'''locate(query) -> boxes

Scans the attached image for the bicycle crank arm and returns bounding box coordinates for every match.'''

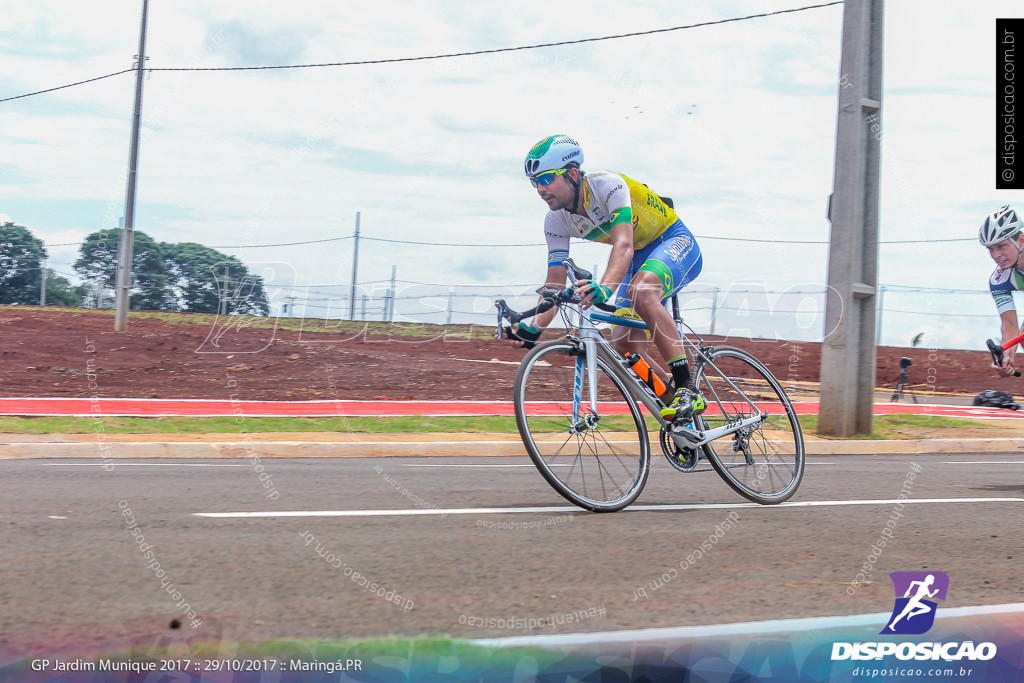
[668,412,766,449]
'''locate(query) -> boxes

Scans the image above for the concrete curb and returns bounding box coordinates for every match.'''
[2,436,1024,459]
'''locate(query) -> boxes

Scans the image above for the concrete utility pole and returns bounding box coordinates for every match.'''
[39,259,47,306]
[349,212,361,321]
[114,0,149,331]
[219,265,230,315]
[818,0,884,436]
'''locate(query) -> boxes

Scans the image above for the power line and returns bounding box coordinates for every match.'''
[0,69,133,104]
[208,236,353,249]
[7,233,979,251]
[1,3,842,103]
[882,238,975,244]
[361,236,543,248]
[354,234,974,247]
[148,3,843,73]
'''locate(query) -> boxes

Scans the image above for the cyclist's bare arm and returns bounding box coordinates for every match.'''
[528,264,568,332]
[997,309,1021,375]
[494,265,567,347]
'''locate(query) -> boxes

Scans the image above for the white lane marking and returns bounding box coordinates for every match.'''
[42,463,246,467]
[943,461,1024,464]
[403,463,834,468]
[198,506,583,518]
[473,602,1024,648]
[194,497,1024,518]
[404,464,570,468]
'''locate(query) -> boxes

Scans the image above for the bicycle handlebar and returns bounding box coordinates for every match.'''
[494,258,615,339]
[987,337,1023,377]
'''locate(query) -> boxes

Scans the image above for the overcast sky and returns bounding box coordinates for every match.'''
[2,1,1023,350]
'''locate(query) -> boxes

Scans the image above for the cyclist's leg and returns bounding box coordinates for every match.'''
[627,222,703,418]
[607,259,653,357]
[630,273,686,366]
[627,221,702,373]
[609,322,650,357]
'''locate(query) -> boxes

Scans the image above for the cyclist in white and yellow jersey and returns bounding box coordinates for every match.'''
[981,204,1024,377]
[506,134,705,422]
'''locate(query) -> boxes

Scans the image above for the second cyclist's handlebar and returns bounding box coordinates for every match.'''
[987,336,1023,377]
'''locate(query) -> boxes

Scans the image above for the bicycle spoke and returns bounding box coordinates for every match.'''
[514,341,649,511]
[695,346,804,504]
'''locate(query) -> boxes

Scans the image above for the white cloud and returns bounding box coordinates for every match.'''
[3,1,1024,347]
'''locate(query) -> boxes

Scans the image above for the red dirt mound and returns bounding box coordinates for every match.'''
[0,307,1005,402]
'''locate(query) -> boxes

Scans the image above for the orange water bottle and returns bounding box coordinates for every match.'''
[625,353,670,402]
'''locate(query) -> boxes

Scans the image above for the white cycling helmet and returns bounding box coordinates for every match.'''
[523,135,584,177]
[979,205,1023,246]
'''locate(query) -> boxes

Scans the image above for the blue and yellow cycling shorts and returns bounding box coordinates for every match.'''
[610,219,702,311]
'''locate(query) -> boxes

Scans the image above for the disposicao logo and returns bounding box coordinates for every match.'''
[881,571,949,635]
[831,571,998,663]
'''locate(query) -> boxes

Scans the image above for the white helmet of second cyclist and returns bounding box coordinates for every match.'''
[979,205,1023,246]
[523,135,584,177]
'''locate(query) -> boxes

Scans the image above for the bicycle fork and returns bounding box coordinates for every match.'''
[570,336,602,433]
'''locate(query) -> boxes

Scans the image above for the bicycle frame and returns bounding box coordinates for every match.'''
[565,302,767,450]
[501,257,804,509]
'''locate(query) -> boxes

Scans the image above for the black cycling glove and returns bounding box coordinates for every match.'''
[504,323,541,349]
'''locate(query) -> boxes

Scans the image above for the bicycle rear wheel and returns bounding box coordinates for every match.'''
[693,346,804,504]
[513,339,650,512]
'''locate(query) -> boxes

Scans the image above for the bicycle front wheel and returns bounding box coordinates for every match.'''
[693,346,804,504]
[513,340,650,512]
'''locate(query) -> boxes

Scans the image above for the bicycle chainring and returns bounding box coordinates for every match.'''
[659,424,709,473]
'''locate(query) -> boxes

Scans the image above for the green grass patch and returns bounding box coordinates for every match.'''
[2,305,495,341]
[0,415,521,434]
[802,412,994,440]
[0,412,992,437]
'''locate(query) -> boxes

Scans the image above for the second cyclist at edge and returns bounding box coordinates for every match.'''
[507,134,706,422]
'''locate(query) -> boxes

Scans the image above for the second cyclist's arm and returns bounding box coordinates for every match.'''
[1000,309,1022,370]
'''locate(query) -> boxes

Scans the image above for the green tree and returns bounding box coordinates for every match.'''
[161,242,269,315]
[0,222,46,304]
[43,269,87,306]
[73,229,172,310]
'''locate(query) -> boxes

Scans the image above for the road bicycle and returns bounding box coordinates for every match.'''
[495,259,804,512]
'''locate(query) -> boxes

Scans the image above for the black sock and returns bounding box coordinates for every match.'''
[668,356,690,390]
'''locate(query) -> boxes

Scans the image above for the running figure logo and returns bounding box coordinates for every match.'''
[880,571,949,635]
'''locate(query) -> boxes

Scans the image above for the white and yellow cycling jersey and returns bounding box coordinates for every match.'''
[544,170,680,266]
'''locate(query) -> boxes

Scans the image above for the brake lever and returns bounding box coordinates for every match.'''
[495,300,510,339]
[987,338,1022,377]
[561,257,593,283]
[535,286,563,302]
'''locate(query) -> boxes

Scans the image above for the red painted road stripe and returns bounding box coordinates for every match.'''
[0,397,1020,419]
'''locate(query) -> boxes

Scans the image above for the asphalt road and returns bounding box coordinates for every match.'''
[2,450,1022,656]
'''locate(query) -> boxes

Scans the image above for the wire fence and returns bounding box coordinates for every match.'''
[264,277,998,350]
[0,230,1001,350]
[1,249,1001,349]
